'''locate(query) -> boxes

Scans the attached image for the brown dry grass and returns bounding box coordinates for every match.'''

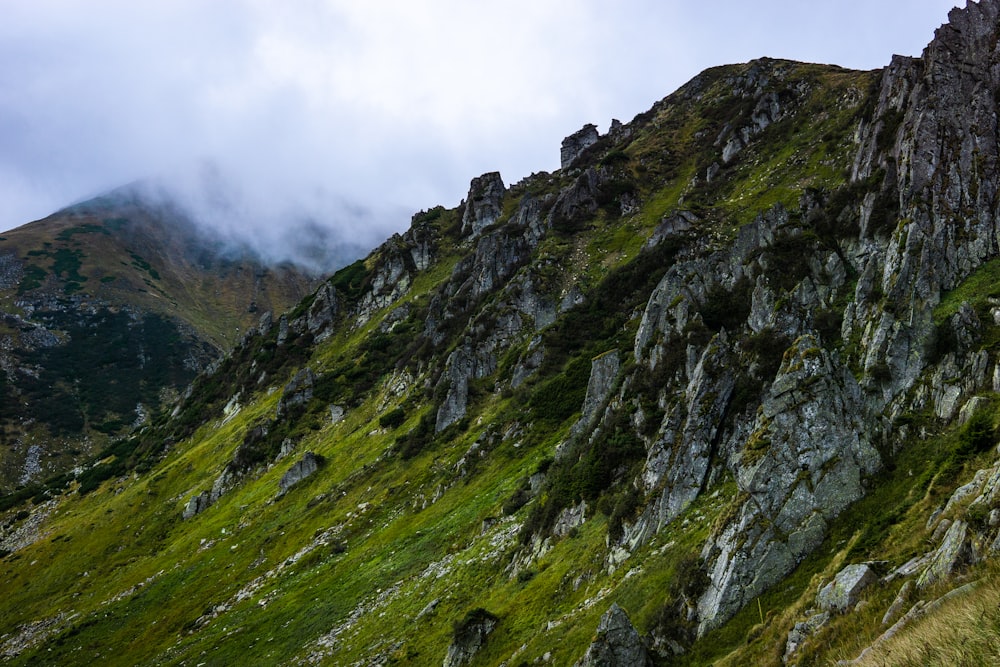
[846,570,1000,667]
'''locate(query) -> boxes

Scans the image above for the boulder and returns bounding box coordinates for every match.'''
[917,520,978,589]
[571,351,621,436]
[182,491,211,520]
[816,564,878,612]
[574,603,651,667]
[784,610,829,662]
[278,452,324,495]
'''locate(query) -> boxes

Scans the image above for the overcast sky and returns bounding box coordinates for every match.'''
[0,0,960,253]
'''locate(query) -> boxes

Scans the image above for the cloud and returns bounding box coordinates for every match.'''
[0,0,959,267]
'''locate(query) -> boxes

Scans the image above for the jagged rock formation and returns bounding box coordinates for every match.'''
[461,172,506,238]
[9,4,1000,666]
[278,452,324,495]
[816,564,878,613]
[561,124,600,169]
[574,603,651,667]
[443,609,498,667]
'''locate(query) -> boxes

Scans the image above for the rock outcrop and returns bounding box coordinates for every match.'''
[561,124,600,169]
[461,172,506,238]
[574,603,651,667]
[278,452,324,495]
[443,609,498,667]
[277,369,315,418]
[816,564,878,613]
[698,337,880,632]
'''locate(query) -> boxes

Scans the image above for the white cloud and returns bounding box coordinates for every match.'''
[0,0,960,259]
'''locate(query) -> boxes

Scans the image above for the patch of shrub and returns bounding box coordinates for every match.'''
[701,276,753,332]
[378,407,406,429]
[394,413,436,460]
[956,407,996,460]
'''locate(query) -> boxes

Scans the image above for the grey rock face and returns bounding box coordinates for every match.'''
[549,167,605,229]
[561,124,599,169]
[277,368,315,418]
[574,603,651,667]
[698,337,880,633]
[278,452,323,494]
[461,172,506,238]
[644,210,697,250]
[816,564,878,613]
[784,610,829,663]
[618,333,736,561]
[573,351,621,435]
[443,610,498,667]
[182,491,211,520]
[917,520,978,589]
[306,283,338,341]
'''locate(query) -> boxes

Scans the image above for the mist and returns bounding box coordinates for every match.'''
[0,0,958,270]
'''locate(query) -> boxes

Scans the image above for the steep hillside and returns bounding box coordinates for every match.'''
[4,2,1000,665]
[0,188,323,491]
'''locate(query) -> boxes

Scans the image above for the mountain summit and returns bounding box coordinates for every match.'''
[3,2,1000,665]
[0,187,323,490]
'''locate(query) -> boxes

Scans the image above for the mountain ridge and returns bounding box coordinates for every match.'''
[0,188,327,491]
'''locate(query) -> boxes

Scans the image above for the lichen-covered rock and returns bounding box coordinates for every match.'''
[574,603,651,667]
[697,336,880,633]
[561,124,599,169]
[816,564,878,613]
[917,520,979,589]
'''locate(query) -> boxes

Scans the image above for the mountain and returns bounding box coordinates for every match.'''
[0,187,324,491]
[4,2,1000,665]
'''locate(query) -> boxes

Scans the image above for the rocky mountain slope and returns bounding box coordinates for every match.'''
[4,2,1000,665]
[0,188,324,491]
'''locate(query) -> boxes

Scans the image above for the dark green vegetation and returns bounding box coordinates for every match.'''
[2,32,1000,666]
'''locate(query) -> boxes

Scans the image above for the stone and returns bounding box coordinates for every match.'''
[305,283,339,341]
[917,520,977,589]
[182,491,211,520]
[443,609,498,667]
[644,211,697,250]
[816,564,878,613]
[561,124,599,169]
[277,368,316,418]
[552,501,587,538]
[278,452,324,495]
[881,580,914,626]
[461,172,506,238]
[329,405,345,424]
[698,337,880,633]
[572,350,621,435]
[784,610,829,662]
[574,603,652,667]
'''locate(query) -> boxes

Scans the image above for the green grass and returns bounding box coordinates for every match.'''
[6,55,988,667]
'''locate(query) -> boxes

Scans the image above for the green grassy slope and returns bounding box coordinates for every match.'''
[1,54,997,667]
